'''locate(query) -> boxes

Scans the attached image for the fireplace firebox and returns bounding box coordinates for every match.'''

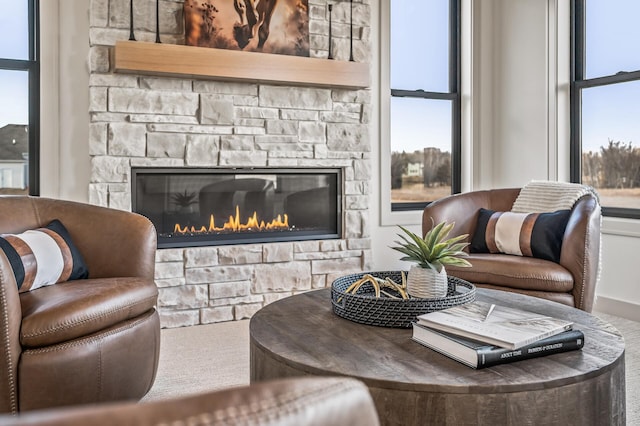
[132,168,343,248]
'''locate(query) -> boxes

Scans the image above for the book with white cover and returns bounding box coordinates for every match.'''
[416,300,573,350]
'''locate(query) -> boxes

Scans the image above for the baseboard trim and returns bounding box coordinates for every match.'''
[594,295,640,322]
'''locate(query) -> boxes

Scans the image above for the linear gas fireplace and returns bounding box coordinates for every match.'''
[132,168,343,248]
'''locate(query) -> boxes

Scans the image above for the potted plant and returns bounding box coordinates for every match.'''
[391,220,472,298]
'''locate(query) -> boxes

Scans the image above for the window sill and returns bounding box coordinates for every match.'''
[602,216,640,238]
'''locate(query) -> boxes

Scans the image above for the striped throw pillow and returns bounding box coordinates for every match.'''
[0,220,89,292]
[470,208,572,263]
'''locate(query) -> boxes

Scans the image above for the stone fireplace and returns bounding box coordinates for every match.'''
[87,0,372,327]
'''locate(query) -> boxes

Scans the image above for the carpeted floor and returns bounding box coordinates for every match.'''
[142,319,251,402]
[142,312,638,424]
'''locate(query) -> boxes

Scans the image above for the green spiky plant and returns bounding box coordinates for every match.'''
[391,220,472,273]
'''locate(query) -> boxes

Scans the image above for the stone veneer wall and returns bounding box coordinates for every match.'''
[87,0,372,327]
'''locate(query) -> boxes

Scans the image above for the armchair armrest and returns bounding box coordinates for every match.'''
[0,377,380,426]
[559,194,601,312]
[0,253,23,414]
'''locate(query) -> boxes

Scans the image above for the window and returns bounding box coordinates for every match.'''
[0,0,39,195]
[571,0,640,218]
[387,0,460,212]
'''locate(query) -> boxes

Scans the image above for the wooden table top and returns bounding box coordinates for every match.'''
[250,288,625,394]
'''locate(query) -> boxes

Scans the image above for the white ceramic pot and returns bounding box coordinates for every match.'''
[406,265,448,299]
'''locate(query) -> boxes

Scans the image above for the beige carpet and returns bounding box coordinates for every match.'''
[143,313,638,424]
[142,319,251,402]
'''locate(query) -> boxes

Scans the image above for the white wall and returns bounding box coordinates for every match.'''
[597,221,640,320]
[490,0,550,186]
[43,0,640,320]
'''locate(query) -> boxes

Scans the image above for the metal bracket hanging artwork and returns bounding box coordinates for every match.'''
[327,4,333,60]
[349,0,354,62]
[129,0,135,41]
[155,0,161,43]
[326,0,354,62]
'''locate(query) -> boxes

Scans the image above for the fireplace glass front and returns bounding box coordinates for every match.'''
[132,168,342,248]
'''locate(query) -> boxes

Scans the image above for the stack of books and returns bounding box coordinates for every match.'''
[412,300,584,369]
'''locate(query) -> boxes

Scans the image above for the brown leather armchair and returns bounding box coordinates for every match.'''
[0,377,380,426]
[422,188,601,312]
[0,196,160,413]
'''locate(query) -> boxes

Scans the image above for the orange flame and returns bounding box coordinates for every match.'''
[173,205,289,234]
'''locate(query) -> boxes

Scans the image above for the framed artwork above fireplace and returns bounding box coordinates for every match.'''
[184,0,310,57]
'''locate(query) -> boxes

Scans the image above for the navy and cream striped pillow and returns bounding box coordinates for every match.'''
[470,208,572,263]
[0,220,89,292]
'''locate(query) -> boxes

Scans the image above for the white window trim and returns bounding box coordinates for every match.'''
[39,0,90,202]
[378,0,473,227]
[39,0,60,199]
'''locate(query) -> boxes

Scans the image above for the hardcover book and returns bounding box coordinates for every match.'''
[416,300,573,350]
[412,323,585,369]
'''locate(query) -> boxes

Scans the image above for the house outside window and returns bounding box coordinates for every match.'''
[0,0,39,195]
[571,0,640,218]
[387,0,461,212]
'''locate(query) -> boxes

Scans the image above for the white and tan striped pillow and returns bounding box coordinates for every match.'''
[0,220,89,292]
[470,208,572,263]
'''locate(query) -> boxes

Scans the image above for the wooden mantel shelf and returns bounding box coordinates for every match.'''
[114,41,370,89]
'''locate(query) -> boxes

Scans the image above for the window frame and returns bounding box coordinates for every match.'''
[0,0,39,195]
[386,0,462,213]
[570,0,640,219]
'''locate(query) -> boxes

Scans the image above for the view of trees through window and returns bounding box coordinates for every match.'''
[582,141,640,209]
[574,0,640,213]
[391,149,451,203]
[389,0,458,207]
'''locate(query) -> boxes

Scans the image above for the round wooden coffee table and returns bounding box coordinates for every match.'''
[250,288,625,425]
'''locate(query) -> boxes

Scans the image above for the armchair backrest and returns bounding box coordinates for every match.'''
[0,196,157,280]
[422,188,521,242]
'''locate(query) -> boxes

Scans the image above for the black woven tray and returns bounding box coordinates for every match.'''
[331,271,476,328]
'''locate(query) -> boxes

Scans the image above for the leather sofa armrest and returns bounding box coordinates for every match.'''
[559,194,601,312]
[0,253,23,414]
[0,377,380,426]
